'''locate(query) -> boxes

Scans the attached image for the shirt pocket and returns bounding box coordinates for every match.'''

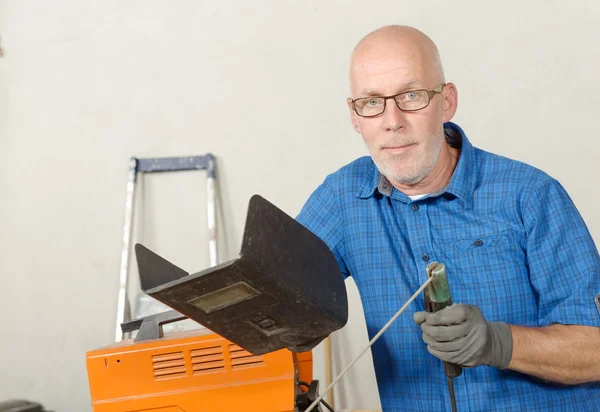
[447,233,512,252]
[438,231,534,324]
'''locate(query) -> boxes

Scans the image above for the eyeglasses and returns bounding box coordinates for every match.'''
[351,84,445,117]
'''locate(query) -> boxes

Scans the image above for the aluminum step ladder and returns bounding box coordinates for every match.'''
[114,154,217,342]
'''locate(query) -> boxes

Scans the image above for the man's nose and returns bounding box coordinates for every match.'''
[382,98,406,132]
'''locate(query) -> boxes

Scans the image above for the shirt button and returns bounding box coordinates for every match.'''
[422,254,430,262]
[412,204,419,211]
[473,239,483,247]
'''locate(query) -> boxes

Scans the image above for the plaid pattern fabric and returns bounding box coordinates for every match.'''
[296,122,600,411]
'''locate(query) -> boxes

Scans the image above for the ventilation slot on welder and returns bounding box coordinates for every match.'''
[191,345,225,375]
[229,344,264,369]
[152,352,186,380]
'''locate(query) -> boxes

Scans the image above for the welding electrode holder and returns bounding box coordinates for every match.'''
[424,262,463,405]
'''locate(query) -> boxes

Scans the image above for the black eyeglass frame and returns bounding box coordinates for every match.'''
[351,83,446,117]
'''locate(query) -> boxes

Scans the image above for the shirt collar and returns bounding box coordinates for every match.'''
[356,122,477,205]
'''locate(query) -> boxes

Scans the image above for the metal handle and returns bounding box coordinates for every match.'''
[136,154,215,175]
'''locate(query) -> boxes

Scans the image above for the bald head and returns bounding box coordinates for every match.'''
[349,25,445,96]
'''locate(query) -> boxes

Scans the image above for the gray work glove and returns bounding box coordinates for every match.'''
[413,304,513,369]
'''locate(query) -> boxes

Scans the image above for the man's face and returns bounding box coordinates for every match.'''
[348,47,452,185]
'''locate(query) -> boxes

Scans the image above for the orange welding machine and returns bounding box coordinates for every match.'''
[86,195,348,412]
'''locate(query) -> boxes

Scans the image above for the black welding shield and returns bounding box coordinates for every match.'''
[134,195,348,355]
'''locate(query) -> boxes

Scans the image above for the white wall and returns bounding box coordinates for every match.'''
[1,1,599,411]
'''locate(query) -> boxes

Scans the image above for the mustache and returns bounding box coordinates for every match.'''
[378,129,441,150]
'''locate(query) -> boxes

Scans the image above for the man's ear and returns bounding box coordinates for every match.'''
[347,98,362,134]
[441,83,458,123]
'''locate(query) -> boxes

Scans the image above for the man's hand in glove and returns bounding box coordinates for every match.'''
[413,304,513,369]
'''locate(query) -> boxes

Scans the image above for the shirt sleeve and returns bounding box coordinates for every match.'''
[524,177,600,327]
[296,177,349,278]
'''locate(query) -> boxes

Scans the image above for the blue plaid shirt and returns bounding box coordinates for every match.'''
[296,122,600,411]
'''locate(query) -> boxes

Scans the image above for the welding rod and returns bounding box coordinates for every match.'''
[304,276,434,412]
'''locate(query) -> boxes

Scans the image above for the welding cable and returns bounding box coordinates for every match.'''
[304,276,434,412]
[448,376,457,412]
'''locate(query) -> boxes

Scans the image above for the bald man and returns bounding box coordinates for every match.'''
[296,26,600,411]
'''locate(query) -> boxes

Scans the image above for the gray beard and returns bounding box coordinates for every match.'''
[371,129,445,186]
